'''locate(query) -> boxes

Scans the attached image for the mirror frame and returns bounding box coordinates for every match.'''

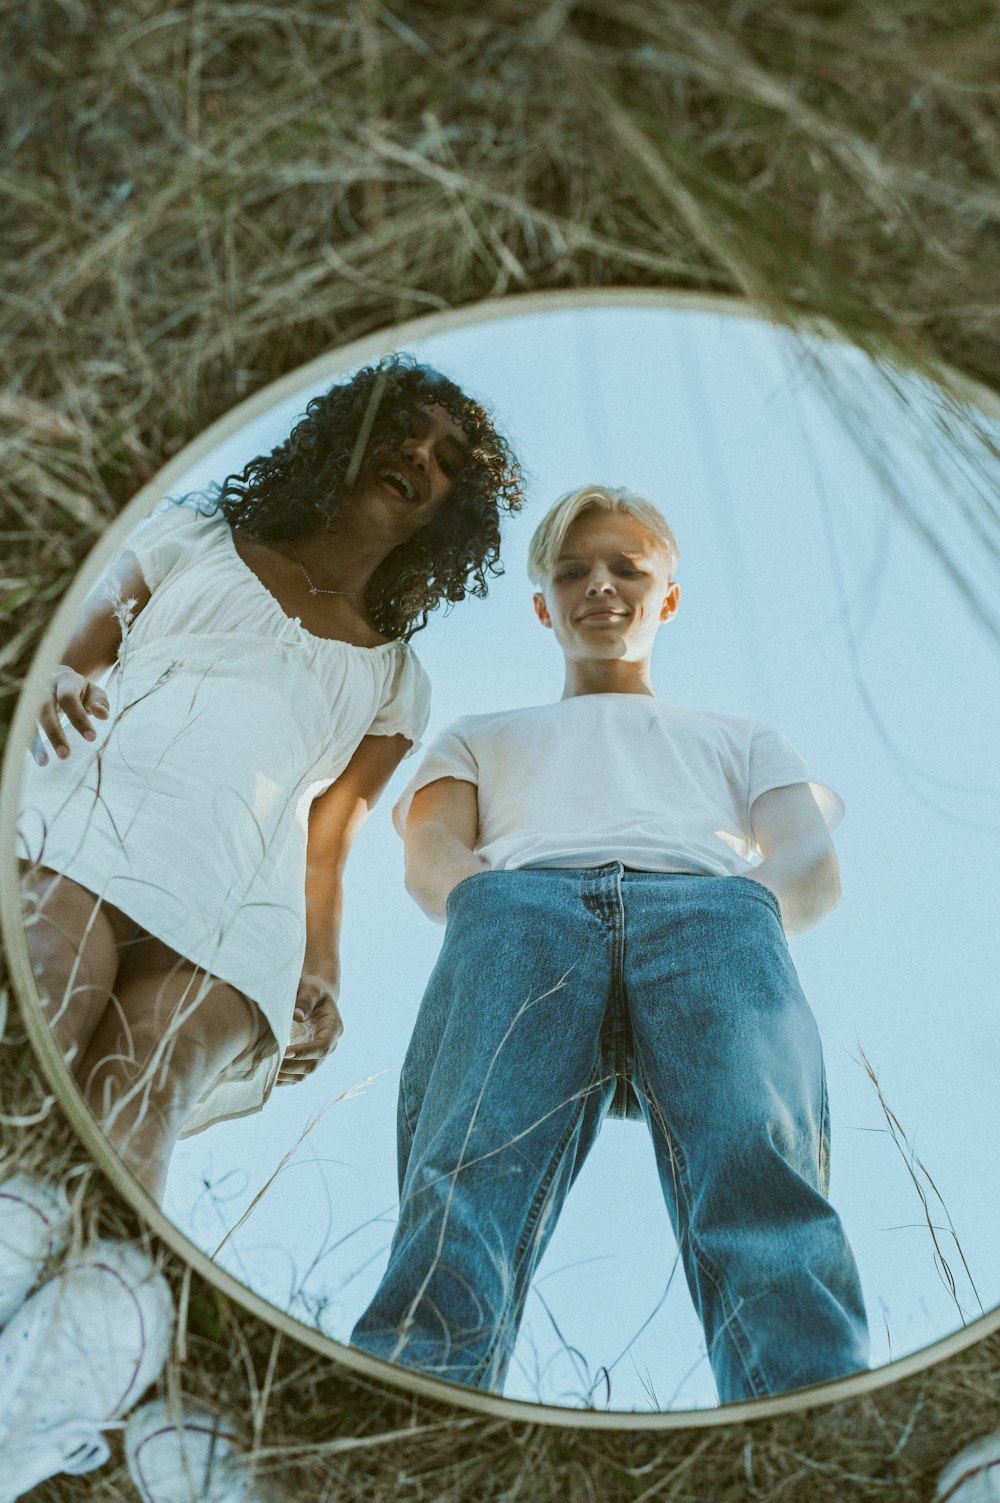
[3,285,1000,1431]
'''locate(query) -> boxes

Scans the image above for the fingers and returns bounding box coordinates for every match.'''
[82,678,111,719]
[36,695,72,762]
[59,675,110,742]
[276,1047,334,1085]
[276,1056,323,1086]
[279,1029,343,1081]
[277,1013,344,1085]
[34,671,110,763]
[276,975,343,1084]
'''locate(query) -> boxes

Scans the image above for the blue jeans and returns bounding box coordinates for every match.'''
[352,866,869,1402]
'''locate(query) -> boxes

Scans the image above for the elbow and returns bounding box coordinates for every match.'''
[814,846,841,919]
[830,866,842,913]
[785,845,840,934]
[402,842,422,901]
[403,859,422,905]
[403,850,442,922]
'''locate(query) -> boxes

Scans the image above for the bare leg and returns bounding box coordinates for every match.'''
[76,937,258,1203]
[19,867,131,1068]
[21,867,261,1204]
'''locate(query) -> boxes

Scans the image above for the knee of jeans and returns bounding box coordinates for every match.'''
[402,1163,512,1271]
[402,1159,468,1221]
[765,1111,824,1175]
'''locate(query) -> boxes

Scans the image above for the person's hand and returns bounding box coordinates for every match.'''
[32,666,110,765]
[277,972,344,1085]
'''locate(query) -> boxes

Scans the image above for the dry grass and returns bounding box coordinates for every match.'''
[3,0,1000,1497]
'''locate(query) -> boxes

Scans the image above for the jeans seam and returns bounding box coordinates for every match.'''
[609,865,633,1115]
[400,1065,418,1140]
[819,1068,831,1195]
[634,1056,772,1401]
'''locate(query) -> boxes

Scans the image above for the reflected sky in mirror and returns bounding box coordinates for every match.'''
[27,301,1000,1411]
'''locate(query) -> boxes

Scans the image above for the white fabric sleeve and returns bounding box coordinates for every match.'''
[121,501,216,591]
[390,720,479,837]
[747,722,845,831]
[367,648,432,753]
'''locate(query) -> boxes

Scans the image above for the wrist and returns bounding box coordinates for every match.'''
[302,949,340,980]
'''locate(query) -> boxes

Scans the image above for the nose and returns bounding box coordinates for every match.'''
[400,430,430,473]
[585,574,617,596]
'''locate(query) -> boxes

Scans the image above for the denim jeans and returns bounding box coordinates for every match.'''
[351,865,870,1402]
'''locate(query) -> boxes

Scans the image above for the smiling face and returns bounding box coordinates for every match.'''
[533,507,680,668]
[356,401,470,545]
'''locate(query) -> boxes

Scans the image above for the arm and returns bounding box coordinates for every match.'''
[33,550,151,763]
[403,776,487,923]
[744,782,842,936]
[278,731,411,1084]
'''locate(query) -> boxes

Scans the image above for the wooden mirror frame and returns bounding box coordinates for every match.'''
[4,285,999,1432]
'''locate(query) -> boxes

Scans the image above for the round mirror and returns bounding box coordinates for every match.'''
[5,291,1000,1417]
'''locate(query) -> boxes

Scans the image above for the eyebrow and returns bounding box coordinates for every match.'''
[412,407,470,461]
[555,549,649,562]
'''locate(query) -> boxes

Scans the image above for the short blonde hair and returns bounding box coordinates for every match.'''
[527,485,680,585]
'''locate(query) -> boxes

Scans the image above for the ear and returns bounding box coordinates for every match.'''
[660,581,681,623]
[533,592,553,629]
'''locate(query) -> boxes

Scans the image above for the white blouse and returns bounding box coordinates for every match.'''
[20,503,430,1132]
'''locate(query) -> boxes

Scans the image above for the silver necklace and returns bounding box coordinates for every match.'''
[292,546,363,599]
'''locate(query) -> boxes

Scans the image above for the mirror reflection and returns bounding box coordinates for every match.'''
[14,299,1000,1412]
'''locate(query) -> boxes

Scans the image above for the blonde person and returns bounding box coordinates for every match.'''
[20,357,523,1204]
[352,484,869,1403]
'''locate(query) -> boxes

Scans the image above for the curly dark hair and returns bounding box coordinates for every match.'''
[198,355,524,640]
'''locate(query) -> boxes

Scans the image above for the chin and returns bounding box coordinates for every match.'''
[578,642,629,660]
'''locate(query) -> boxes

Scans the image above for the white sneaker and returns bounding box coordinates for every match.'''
[0,1238,174,1502]
[936,1428,1000,1500]
[0,1172,72,1328]
[126,1397,266,1503]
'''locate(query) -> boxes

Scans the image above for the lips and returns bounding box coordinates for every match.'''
[376,464,422,504]
[578,608,628,621]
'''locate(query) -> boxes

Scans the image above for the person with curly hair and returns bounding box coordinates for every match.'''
[20,356,523,1204]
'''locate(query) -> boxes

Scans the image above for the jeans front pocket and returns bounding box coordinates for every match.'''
[731,873,784,926]
[444,866,504,919]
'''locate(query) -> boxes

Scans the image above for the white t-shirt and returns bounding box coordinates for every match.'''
[392,695,843,877]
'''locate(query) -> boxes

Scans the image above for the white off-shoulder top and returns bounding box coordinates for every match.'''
[20,503,430,1133]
